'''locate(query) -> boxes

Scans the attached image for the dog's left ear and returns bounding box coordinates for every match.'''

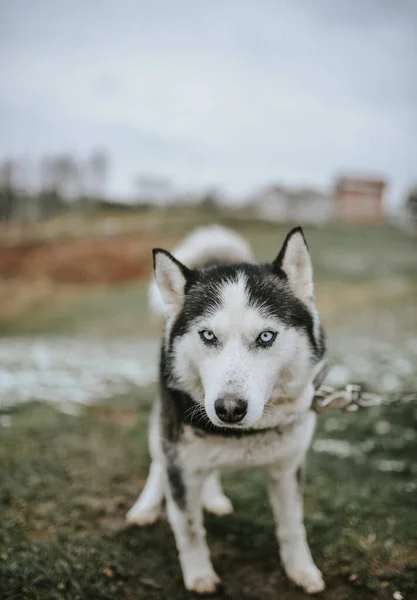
[272,227,314,304]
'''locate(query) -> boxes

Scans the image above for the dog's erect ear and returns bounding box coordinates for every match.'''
[272,227,314,304]
[153,249,192,314]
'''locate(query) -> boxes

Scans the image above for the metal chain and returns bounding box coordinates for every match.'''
[312,382,417,413]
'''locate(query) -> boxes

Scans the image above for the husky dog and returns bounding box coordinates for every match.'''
[127,225,326,595]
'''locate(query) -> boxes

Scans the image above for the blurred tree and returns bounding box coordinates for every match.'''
[54,154,79,199]
[201,188,223,213]
[40,154,80,199]
[0,158,18,221]
[88,149,109,200]
[39,156,74,218]
[40,157,55,194]
[0,159,16,189]
[406,185,417,223]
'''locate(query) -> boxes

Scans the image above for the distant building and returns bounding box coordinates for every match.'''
[288,187,334,224]
[251,186,288,222]
[249,185,333,224]
[333,176,386,222]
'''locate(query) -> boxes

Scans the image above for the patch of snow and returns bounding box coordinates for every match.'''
[0,338,159,408]
[404,428,417,441]
[0,415,12,427]
[376,460,407,473]
[323,417,345,432]
[374,421,391,435]
[360,439,376,452]
[380,373,401,392]
[312,438,361,458]
[393,359,414,375]
[326,365,350,387]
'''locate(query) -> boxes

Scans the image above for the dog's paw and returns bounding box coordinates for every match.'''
[185,571,221,595]
[288,565,325,594]
[203,494,233,516]
[125,503,161,526]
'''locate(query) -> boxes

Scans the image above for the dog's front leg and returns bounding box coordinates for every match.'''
[265,465,325,594]
[165,464,220,595]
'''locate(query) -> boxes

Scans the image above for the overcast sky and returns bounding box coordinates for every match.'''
[1,0,416,208]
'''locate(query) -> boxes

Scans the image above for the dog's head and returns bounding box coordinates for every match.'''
[153,227,325,429]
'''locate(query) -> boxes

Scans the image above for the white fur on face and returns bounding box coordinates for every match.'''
[172,273,315,428]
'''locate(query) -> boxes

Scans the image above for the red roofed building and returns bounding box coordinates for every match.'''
[334,176,386,222]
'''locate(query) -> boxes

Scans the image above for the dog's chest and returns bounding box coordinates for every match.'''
[178,412,316,473]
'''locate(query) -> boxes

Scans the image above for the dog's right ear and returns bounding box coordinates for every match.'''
[152,249,192,315]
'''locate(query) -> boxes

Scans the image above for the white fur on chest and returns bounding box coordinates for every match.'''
[178,411,316,475]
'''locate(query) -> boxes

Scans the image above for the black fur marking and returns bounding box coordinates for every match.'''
[166,457,186,510]
[159,346,184,443]
[168,265,237,348]
[168,262,325,361]
[296,464,305,492]
[243,263,324,359]
[313,362,330,390]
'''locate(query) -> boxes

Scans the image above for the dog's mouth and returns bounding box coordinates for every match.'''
[211,419,247,430]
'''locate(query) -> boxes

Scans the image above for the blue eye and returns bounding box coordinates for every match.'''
[256,330,277,346]
[199,330,217,343]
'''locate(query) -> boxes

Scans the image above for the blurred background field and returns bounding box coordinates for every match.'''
[0,207,416,408]
[1,1,417,598]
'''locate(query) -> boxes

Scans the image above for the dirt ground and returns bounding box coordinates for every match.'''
[0,234,158,283]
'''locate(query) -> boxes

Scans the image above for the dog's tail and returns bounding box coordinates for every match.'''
[149,225,254,318]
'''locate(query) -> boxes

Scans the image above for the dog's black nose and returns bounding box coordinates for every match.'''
[214,397,248,423]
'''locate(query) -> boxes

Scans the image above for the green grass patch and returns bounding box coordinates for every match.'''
[0,281,154,338]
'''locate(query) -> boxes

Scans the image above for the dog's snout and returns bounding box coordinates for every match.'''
[214,397,248,424]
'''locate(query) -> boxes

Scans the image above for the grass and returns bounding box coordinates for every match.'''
[0,280,152,337]
[1,210,417,598]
